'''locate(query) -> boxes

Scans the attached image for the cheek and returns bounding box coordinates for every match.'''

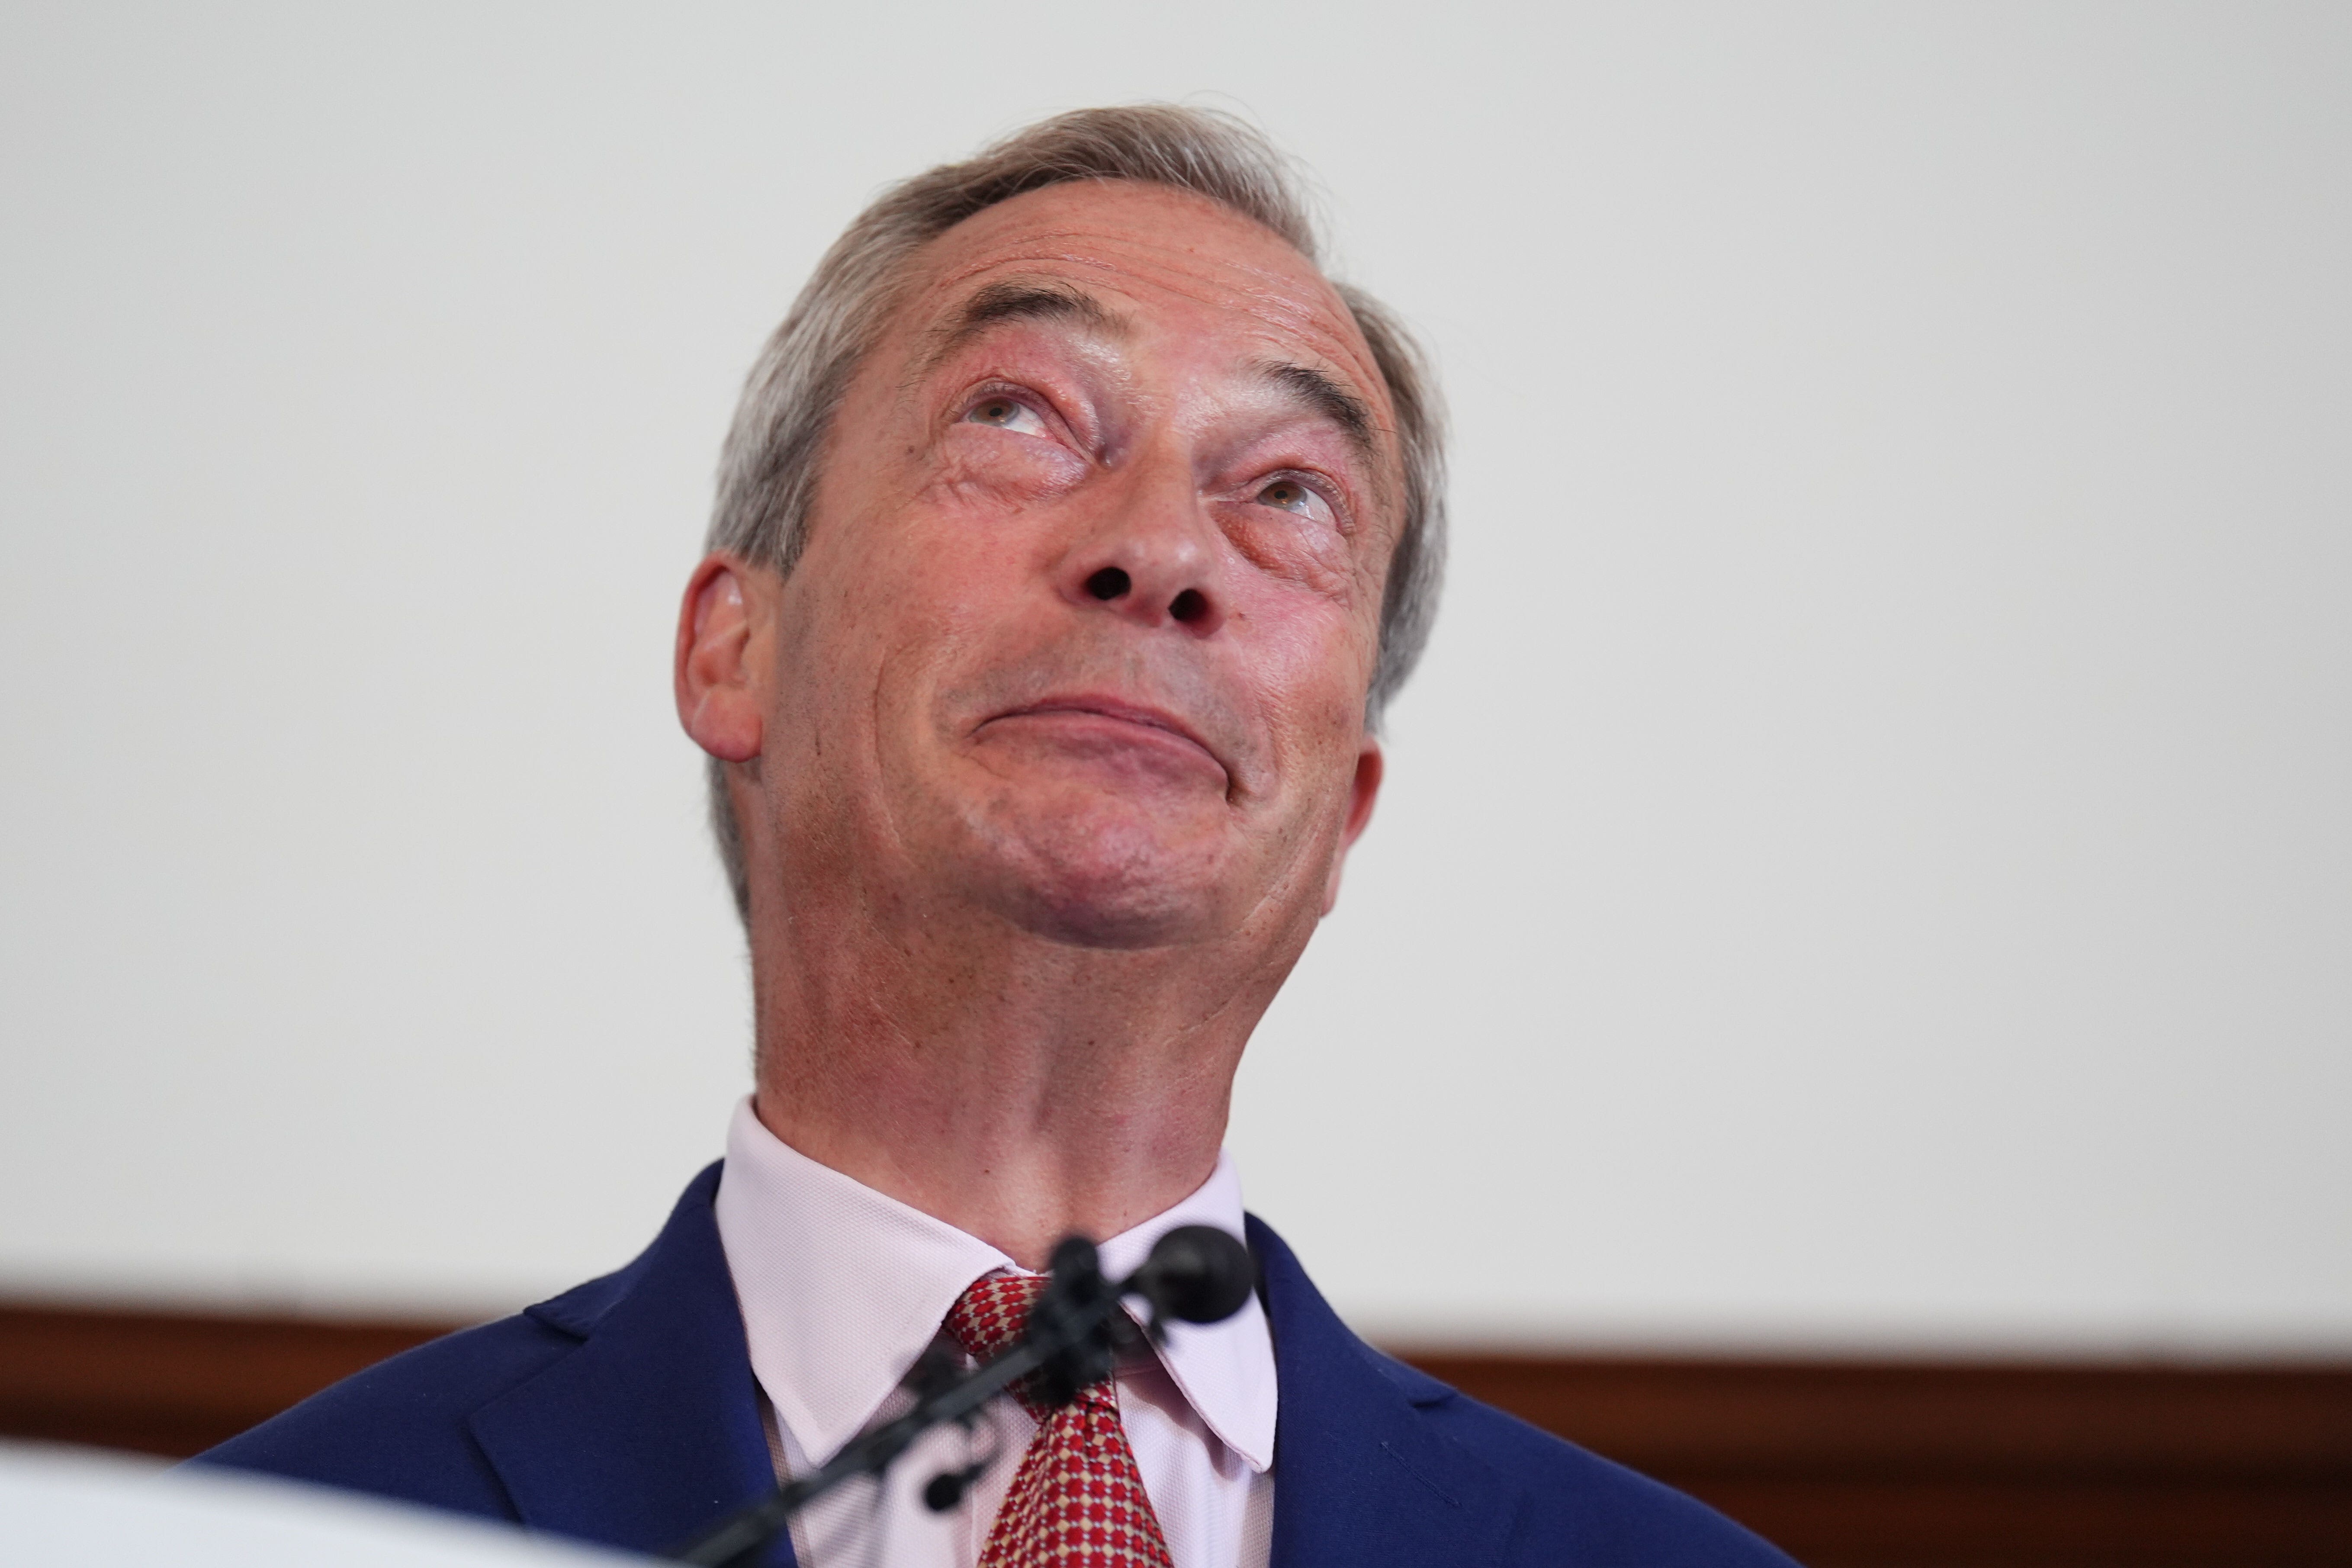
[808,445,1054,644]
[845,508,1044,714]
[1233,592,1380,758]
[1220,511,1358,606]
[779,506,984,725]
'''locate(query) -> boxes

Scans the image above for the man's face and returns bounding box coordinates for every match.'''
[710,180,1398,950]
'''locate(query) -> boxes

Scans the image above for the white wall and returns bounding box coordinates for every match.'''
[3,2,2346,1354]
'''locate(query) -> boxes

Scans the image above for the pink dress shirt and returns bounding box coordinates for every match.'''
[713,1099,1277,1568]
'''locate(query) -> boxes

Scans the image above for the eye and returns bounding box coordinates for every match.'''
[963,393,1049,436]
[1253,476,1336,525]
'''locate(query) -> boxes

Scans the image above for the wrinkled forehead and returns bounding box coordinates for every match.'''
[886,180,1400,455]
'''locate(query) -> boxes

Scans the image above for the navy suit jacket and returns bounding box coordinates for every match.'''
[196,1165,1794,1566]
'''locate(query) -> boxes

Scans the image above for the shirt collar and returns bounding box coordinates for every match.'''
[713,1098,1276,1474]
[1091,1144,1278,1472]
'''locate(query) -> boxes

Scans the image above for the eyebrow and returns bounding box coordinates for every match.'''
[1259,360,1378,465]
[931,279,1131,357]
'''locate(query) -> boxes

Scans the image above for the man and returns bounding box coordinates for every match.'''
[199,106,1793,1568]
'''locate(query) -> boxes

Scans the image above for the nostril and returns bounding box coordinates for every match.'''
[1169,588,1208,623]
[1085,566,1131,601]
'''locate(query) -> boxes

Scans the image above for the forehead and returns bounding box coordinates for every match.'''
[890,180,1394,432]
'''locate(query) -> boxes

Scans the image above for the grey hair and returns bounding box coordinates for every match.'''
[703,104,1448,921]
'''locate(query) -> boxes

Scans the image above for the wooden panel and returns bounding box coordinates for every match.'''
[0,1300,448,1458]
[1408,1353,2352,1566]
[4,1300,2350,1564]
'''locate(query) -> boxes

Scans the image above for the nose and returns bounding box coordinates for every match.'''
[1054,463,1227,636]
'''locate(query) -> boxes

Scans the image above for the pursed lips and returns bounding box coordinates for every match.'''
[981,696,1230,781]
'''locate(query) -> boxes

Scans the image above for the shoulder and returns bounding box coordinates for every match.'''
[189,1310,575,1518]
[186,1178,686,1521]
[1246,1213,1795,1568]
[1366,1350,1797,1566]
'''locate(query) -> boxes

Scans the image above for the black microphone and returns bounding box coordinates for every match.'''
[672,1223,1256,1567]
[1128,1224,1255,1326]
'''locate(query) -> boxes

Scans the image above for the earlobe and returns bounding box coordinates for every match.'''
[675,557,765,763]
[1320,739,1384,916]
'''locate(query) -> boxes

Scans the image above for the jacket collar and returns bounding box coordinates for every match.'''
[1249,1215,1523,1568]
[467,1163,797,1567]
[458,1167,1518,1568]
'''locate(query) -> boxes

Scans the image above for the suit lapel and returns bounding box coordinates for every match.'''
[469,1164,796,1567]
[457,1173,1516,1568]
[1251,1216,1523,1568]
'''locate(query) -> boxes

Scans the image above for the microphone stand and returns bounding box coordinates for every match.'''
[670,1226,1253,1568]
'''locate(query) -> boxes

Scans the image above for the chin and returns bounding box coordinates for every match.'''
[966,798,1238,950]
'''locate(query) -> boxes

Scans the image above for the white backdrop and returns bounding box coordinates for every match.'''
[3,3,2346,1353]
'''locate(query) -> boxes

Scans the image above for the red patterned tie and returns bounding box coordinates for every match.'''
[942,1272,1174,1568]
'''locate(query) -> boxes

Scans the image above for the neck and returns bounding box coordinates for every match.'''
[746,887,1303,1270]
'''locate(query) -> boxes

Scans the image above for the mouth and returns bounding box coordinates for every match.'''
[979,694,1231,787]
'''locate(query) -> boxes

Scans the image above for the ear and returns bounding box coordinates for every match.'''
[1320,736,1384,916]
[675,555,766,763]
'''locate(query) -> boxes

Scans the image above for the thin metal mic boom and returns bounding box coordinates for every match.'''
[670,1224,1253,1568]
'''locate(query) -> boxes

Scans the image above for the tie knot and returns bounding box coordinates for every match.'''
[943,1271,1047,1365]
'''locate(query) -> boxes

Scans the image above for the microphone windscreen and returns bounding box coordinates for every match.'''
[1139,1225,1254,1324]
